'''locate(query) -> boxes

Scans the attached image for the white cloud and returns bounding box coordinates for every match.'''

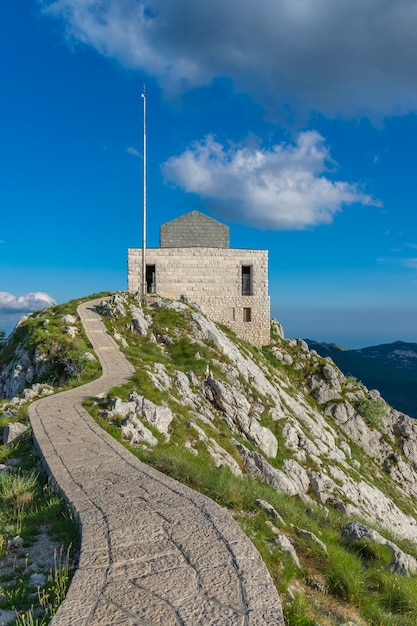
[163,132,380,229]
[0,292,57,314]
[39,0,417,119]
[127,146,141,157]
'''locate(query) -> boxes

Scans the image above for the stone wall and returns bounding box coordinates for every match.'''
[160,211,229,249]
[128,247,270,347]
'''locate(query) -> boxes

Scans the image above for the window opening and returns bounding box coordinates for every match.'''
[146,265,156,293]
[243,307,252,322]
[242,266,252,295]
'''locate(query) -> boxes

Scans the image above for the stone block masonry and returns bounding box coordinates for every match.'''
[160,210,229,248]
[128,247,271,347]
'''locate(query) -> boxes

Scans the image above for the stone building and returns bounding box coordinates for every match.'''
[128,211,270,346]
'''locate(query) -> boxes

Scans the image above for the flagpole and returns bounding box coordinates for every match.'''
[141,85,147,304]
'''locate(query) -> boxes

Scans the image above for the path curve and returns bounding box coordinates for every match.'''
[29,298,284,625]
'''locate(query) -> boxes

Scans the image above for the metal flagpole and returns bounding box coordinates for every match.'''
[141,85,147,304]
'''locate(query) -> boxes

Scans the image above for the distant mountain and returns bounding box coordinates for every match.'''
[305,339,417,417]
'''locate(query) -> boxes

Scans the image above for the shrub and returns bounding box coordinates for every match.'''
[355,397,387,430]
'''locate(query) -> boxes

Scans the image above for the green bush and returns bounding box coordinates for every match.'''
[355,398,387,430]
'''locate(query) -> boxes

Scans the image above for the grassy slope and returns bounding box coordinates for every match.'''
[2,294,417,625]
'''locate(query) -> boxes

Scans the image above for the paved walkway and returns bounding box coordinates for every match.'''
[29,299,284,625]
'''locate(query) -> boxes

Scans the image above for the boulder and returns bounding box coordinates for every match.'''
[65,326,78,338]
[274,533,302,570]
[342,522,417,576]
[129,305,148,336]
[121,415,158,447]
[60,314,77,325]
[2,422,28,445]
[255,499,285,526]
[271,318,284,338]
[237,445,304,496]
[129,393,174,434]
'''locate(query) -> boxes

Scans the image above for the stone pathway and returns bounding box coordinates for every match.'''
[29,299,284,625]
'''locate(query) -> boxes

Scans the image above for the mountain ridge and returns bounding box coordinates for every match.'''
[305,338,417,417]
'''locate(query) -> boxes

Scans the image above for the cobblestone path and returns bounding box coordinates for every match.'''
[29,299,284,625]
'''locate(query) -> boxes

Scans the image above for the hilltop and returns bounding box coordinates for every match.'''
[2,293,417,625]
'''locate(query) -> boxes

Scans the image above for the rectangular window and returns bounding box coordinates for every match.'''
[241,266,252,295]
[146,265,156,293]
[243,307,252,322]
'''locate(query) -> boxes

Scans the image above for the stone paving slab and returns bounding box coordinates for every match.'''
[29,299,284,625]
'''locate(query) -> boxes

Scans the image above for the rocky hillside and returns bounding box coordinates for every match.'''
[3,293,417,625]
[306,339,417,418]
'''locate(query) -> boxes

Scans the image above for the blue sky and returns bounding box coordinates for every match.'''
[1,0,417,348]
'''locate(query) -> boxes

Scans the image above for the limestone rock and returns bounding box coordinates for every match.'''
[121,415,158,447]
[255,499,285,526]
[108,397,137,419]
[204,377,278,457]
[60,314,77,325]
[148,363,171,391]
[274,533,302,570]
[7,535,24,550]
[282,459,310,493]
[295,528,327,553]
[130,393,174,434]
[271,318,284,338]
[297,339,309,352]
[113,331,128,347]
[190,422,242,476]
[237,445,305,496]
[106,393,174,435]
[65,325,78,338]
[129,304,148,336]
[342,522,417,576]
[2,422,28,445]
[271,347,294,366]
[29,572,47,588]
[0,610,17,625]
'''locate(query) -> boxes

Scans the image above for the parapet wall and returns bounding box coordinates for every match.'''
[128,247,270,347]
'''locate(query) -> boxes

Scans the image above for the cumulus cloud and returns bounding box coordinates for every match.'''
[39,0,417,118]
[163,132,379,229]
[0,292,57,314]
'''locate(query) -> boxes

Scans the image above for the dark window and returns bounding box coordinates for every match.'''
[243,307,252,322]
[242,266,252,295]
[146,265,156,293]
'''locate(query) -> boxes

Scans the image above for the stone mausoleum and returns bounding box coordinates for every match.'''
[127,211,270,346]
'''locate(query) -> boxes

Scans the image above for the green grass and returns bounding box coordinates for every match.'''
[5,291,417,626]
[0,297,102,391]
[0,412,79,624]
